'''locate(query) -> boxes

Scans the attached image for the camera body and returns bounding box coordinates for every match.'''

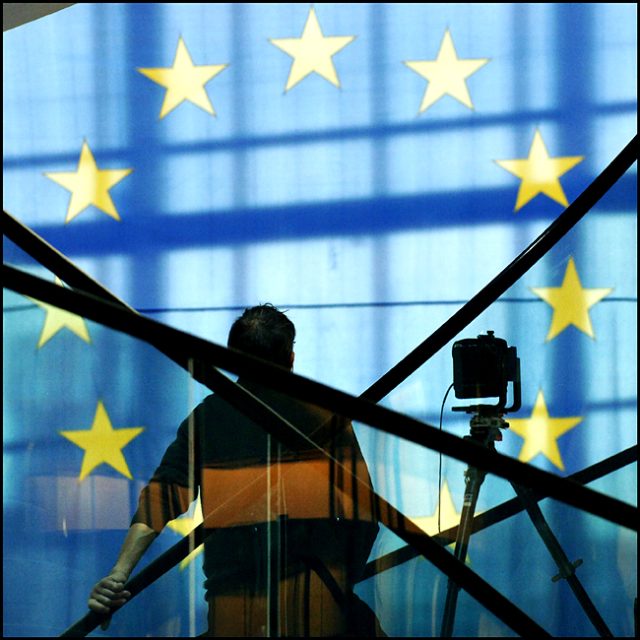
[452,331,520,413]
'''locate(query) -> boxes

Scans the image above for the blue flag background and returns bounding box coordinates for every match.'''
[3,3,637,636]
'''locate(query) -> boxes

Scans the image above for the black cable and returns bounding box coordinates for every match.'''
[438,383,455,533]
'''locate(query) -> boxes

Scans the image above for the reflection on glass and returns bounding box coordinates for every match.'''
[3,1,637,637]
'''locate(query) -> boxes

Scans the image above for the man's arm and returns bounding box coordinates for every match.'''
[88,408,200,617]
[88,522,158,615]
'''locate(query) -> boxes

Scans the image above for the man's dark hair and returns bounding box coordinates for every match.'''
[228,304,295,368]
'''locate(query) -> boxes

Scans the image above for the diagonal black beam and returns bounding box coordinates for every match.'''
[361,134,637,403]
[4,217,552,639]
[3,209,135,308]
[5,135,637,409]
[57,361,554,638]
[4,134,637,637]
[0,230,554,637]
[5,265,637,535]
[3,133,637,531]
[0,230,556,638]
[360,445,638,581]
[5,132,636,410]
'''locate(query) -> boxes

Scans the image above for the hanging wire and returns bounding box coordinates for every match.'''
[438,384,455,533]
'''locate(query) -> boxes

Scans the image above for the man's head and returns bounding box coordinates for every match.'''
[228,304,295,369]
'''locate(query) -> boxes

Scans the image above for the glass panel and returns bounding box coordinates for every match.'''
[4,265,636,636]
[3,2,636,637]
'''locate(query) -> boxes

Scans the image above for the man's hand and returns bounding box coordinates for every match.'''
[87,523,157,629]
[88,570,131,629]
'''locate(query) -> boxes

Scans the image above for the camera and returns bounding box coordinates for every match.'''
[452,331,520,413]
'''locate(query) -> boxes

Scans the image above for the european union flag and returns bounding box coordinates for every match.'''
[3,3,636,637]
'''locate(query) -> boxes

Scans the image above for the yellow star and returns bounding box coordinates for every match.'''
[404,29,489,113]
[495,129,584,212]
[29,277,91,348]
[45,141,132,223]
[167,499,204,570]
[531,257,613,341]
[410,481,461,541]
[137,37,228,118]
[508,390,582,471]
[59,401,144,482]
[410,482,477,561]
[270,7,356,92]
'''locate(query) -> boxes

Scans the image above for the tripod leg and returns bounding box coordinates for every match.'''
[512,483,613,638]
[440,467,485,637]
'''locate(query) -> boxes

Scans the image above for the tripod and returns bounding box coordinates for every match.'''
[439,407,613,638]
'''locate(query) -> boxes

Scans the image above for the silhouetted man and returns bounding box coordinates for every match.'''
[89,304,381,636]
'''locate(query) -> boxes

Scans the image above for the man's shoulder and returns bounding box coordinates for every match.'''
[194,381,349,436]
[248,381,337,420]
